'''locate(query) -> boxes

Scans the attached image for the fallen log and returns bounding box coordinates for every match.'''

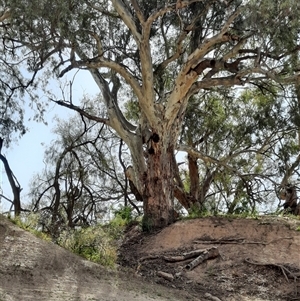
[163,255,186,262]
[186,247,219,270]
[194,236,293,245]
[164,247,218,262]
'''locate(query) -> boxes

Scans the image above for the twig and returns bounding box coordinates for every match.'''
[281,266,289,282]
[139,255,160,262]
[204,292,223,301]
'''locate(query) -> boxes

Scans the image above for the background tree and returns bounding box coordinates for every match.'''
[28,103,141,237]
[1,0,300,229]
[0,137,22,216]
[178,86,295,214]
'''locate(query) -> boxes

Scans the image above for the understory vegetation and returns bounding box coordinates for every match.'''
[6,205,300,268]
[8,206,136,267]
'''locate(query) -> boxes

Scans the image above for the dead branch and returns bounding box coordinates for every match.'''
[194,236,293,245]
[186,247,219,270]
[194,237,245,244]
[157,271,174,281]
[164,247,218,262]
[183,248,211,259]
[163,255,186,262]
[245,258,300,282]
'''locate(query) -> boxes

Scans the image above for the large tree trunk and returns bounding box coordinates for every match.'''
[142,134,176,230]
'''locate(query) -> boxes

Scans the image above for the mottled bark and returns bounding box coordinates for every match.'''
[142,135,176,230]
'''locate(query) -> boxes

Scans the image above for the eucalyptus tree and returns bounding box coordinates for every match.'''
[1,0,300,228]
[178,87,294,214]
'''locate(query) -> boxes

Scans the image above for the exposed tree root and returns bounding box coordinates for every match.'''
[194,236,293,245]
[245,258,300,282]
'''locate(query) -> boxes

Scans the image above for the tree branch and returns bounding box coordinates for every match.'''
[52,100,110,125]
[111,0,142,43]
[0,9,10,22]
[164,7,244,127]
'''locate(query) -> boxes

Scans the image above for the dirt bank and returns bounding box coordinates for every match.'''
[119,216,300,301]
[0,215,196,301]
[1,214,300,300]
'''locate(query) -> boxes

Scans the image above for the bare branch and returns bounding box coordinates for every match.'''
[52,99,110,125]
[130,0,145,23]
[111,0,142,43]
[0,9,10,22]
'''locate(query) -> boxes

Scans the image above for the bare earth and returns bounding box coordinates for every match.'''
[119,216,300,301]
[1,215,300,301]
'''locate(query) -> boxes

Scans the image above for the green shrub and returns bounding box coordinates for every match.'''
[112,205,133,223]
[186,204,210,219]
[106,205,137,237]
[58,225,117,267]
[9,213,51,241]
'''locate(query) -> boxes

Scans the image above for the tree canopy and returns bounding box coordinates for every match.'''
[0,0,300,229]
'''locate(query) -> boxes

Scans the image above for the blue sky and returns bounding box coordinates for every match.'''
[1,70,99,212]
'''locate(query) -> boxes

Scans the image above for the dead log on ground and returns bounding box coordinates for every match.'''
[164,247,219,262]
[185,247,220,270]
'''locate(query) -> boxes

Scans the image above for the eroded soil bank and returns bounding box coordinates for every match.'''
[0,215,196,301]
[119,216,300,301]
[1,214,300,300]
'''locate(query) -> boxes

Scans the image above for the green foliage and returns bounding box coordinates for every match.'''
[103,205,137,239]
[58,225,118,267]
[9,213,51,241]
[124,100,140,123]
[112,205,133,223]
[183,206,259,221]
[186,204,210,219]
[9,212,124,268]
[230,200,254,215]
